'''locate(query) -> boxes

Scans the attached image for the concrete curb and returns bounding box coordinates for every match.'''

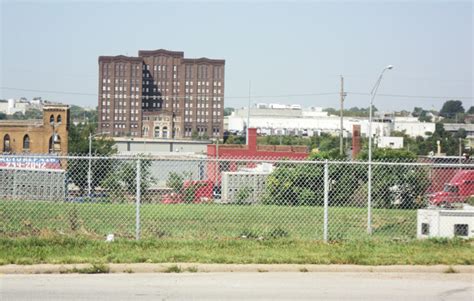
[0,263,473,274]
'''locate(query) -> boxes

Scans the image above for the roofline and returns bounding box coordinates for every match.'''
[182,58,225,64]
[138,49,184,57]
[98,55,143,63]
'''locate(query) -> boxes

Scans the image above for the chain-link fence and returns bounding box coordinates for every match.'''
[1,154,473,241]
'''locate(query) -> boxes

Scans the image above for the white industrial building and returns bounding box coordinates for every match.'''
[0,99,29,115]
[227,105,436,138]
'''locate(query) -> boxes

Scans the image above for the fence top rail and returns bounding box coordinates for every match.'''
[0,154,473,168]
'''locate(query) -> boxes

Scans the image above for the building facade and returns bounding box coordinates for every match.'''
[0,105,69,154]
[98,49,225,139]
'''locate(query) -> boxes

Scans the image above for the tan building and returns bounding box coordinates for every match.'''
[98,49,225,139]
[0,105,70,154]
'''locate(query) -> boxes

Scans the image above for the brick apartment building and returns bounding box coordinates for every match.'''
[98,49,225,139]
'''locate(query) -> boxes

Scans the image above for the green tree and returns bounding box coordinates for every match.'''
[101,157,156,203]
[418,110,432,122]
[0,112,6,120]
[67,123,116,195]
[439,100,465,119]
[191,130,199,140]
[166,172,184,192]
[358,148,429,209]
[223,107,235,116]
[467,106,474,114]
[412,107,423,117]
[24,108,42,119]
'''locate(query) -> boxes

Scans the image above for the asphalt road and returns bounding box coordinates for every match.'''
[1,272,472,300]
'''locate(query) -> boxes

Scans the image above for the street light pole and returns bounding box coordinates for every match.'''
[367,65,393,234]
[246,80,251,145]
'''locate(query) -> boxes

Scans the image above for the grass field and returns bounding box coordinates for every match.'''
[0,236,472,265]
[0,200,416,240]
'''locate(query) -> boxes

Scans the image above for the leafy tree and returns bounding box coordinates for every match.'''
[467,106,474,114]
[412,107,423,117]
[69,105,98,124]
[67,123,116,195]
[264,151,354,207]
[167,172,184,192]
[224,134,245,144]
[235,186,252,204]
[418,110,432,122]
[358,148,429,209]
[10,111,25,120]
[24,108,42,119]
[101,157,156,203]
[439,100,465,119]
[223,107,235,116]
[191,130,199,140]
[0,112,6,120]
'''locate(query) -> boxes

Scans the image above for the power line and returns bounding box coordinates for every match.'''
[1,86,472,101]
[0,86,338,99]
[347,92,473,100]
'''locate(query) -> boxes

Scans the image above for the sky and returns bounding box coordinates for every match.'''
[1,0,472,113]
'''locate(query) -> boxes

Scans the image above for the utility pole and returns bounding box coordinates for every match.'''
[246,80,251,145]
[339,75,346,156]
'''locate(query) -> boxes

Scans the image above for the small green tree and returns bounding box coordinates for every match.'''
[166,172,184,192]
[101,157,156,203]
[191,130,199,140]
[235,186,252,204]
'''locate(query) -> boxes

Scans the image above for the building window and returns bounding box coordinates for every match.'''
[454,224,468,237]
[3,134,11,153]
[49,115,54,124]
[154,126,160,138]
[421,223,429,235]
[49,135,61,153]
[57,115,62,124]
[162,126,168,139]
[23,135,30,151]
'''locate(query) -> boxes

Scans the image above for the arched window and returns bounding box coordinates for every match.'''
[154,126,160,138]
[57,115,62,124]
[49,135,61,153]
[3,134,11,153]
[162,126,168,139]
[49,114,54,124]
[142,126,149,137]
[23,135,30,151]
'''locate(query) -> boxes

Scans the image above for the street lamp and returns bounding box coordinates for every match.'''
[367,65,393,234]
[88,132,109,196]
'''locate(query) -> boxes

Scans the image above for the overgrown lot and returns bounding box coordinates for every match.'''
[1,201,416,240]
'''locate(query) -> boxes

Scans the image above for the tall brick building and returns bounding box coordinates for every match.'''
[98,49,225,139]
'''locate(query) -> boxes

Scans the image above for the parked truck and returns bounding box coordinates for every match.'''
[429,170,474,206]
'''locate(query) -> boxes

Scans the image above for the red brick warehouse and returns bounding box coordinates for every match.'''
[206,128,309,183]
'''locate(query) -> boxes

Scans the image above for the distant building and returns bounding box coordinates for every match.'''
[0,105,69,154]
[98,49,225,139]
[443,123,474,149]
[227,106,435,139]
[0,99,29,115]
[207,128,308,184]
[377,136,404,149]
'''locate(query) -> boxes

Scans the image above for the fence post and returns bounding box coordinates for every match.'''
[323,160,329,242]
[135,158,141,240]
[367,161,372,234]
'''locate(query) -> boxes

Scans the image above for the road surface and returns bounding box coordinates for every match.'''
[1,272,472,300]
